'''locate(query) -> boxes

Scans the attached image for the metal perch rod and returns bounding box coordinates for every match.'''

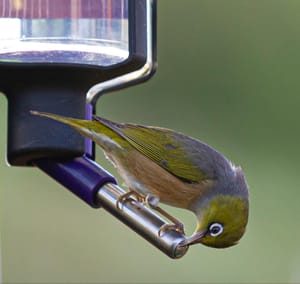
[35,157,188,259]
[97,183,188,259]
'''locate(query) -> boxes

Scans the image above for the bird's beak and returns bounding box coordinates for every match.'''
[179,229,207,247]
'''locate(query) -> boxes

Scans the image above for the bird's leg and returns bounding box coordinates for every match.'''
[117,192,185,236]
[116,190,146,210]
[145,194,185,236]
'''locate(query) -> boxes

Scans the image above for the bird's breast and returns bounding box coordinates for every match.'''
[110,148,213,210]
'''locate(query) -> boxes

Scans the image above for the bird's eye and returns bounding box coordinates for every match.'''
[209,223,224,237]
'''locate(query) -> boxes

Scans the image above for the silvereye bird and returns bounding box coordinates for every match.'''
[30,110,249,248]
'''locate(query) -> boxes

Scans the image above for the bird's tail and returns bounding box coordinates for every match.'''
[30,111,121,148]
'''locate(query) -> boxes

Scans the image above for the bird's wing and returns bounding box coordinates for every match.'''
[93,116,207,183]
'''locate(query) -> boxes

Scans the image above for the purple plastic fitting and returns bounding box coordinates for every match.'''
[84,103,94,159]
[35,156,117,208]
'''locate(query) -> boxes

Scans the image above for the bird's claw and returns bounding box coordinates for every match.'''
[117,192,186,238]
[158,223,185,237]
[116,190,145,210]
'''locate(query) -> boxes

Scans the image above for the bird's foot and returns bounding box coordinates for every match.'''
[158,222,185,237]
[117,193,186,236]
[144,194,186,237]
[116,190,145,210]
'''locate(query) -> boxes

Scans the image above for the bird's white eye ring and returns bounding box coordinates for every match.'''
[209,223,224,237]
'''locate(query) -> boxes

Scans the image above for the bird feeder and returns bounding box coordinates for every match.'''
[0,0,188,259]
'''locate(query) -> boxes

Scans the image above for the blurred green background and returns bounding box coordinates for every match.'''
[1,0,300,282]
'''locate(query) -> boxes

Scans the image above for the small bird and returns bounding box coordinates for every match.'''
[30,110,249,248]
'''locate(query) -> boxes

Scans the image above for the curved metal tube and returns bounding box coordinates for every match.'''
[86,0,155,104]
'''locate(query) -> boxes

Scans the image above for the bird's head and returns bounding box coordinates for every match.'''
[181,167,249,248]
[194,195,249,248]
